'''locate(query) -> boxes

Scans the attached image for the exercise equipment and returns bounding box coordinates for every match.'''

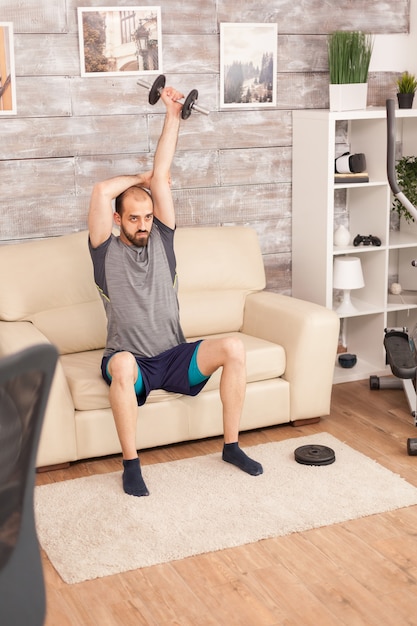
[370,99,417,454]
[294,444,336,466]
[338,353,357,368]
[137,74,209,119]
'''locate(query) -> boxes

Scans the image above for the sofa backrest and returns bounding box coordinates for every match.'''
[175,226,266,337]
[0,226,266,353]
[0,231,107,354]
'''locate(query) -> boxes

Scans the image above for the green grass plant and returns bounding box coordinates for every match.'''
[396,71,417,94]
[328,31,373,84]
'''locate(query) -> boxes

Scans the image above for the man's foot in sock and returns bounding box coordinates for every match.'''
[222,442,263,476]
[122,457,149,496]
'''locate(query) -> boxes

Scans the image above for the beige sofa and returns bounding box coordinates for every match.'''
[0,227,339,469]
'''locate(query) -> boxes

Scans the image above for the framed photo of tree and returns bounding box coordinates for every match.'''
[0,22,16,115]
[220,23,277,109]
[77,7,162,77]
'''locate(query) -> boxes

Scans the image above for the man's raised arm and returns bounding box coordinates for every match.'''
[150,86,184,229]
[88,172,152,248]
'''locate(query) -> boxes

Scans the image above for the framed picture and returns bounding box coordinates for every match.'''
[220,23,277,109]
[77,6,162,77]
[0,22,16,115]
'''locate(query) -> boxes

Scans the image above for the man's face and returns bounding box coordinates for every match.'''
[115,189,154,248]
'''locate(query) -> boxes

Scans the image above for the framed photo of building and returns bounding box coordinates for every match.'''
[220,22,277,109]
[77,6,162,77]
[0,22,16,115]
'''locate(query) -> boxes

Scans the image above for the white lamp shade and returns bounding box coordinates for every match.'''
[333,256,365,290]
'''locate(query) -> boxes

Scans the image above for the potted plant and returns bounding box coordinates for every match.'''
[396,71,417,109]
[327,31,374,111]
[392,155,417,223]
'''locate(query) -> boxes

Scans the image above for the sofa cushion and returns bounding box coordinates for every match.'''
[29,302,107,355]
[0,231,107,354]
[194,332,286,392]
[60,350,181,411]
[60,332,286,411]
[178,290,248,338]
[175,227,266,336]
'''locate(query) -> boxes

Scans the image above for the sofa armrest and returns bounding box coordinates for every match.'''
[242,292,340,420]
[0,321,77,467]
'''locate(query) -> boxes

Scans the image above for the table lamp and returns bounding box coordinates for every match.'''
[333,256,365,315]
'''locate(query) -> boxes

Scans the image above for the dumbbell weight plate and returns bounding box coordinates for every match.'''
[294,444,336,466]
[181,89,198,120]
[407,438,417,456]
[148,74,166,105]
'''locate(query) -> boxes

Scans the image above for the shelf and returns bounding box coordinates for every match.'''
[294,107,417,122]
[387,291,417,311]
[388,231,417,248]
[387,303,417,313]
[292,108,417,384]
[333,245,385,255]
[333,300,384,318]
[334,180,387,190]
[333,356,388,384]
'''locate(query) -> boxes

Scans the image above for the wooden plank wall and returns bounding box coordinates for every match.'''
[0,0,410,292]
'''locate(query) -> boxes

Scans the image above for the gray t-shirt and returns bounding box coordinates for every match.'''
[89,218,186,358]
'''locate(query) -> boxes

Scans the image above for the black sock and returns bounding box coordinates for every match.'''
[222,442,263,476]
[122,457,149,497]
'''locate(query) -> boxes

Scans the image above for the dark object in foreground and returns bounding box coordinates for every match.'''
[294,444,336,466]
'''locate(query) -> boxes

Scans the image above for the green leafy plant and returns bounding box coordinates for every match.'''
[396,71,417,94]
[328,31,373,84]
[392,156,417,223]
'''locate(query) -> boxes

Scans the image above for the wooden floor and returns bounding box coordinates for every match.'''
[36,378,417,626]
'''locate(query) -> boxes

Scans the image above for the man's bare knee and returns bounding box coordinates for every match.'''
[222,336,246,366]
[197,336,246,376]
[108,351,137,383]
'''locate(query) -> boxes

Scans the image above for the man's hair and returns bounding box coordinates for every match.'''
[115,186,152,215]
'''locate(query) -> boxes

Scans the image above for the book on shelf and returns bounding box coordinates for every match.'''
[334,171,369,184]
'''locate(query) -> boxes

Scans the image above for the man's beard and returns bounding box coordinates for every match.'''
[122,226,149,248]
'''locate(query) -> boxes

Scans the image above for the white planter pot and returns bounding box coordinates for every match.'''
[329,83,368,112]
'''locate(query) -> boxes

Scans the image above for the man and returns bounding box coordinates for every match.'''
[88,84,263,497]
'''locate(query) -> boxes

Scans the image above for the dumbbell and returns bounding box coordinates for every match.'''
[137,74,209,120]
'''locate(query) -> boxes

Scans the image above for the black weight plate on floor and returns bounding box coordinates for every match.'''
[294,444,336,466]
[181,89,198,119]
[407,438,417,456]
[149,74,166,105]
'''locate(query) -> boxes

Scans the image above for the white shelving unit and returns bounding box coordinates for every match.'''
[292,107,417,383]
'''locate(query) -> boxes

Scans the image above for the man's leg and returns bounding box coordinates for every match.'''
[107,351,149,496]
[196,337,263,476]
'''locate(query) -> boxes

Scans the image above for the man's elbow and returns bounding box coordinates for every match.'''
[150,173,170,193]
[91,181,109,199]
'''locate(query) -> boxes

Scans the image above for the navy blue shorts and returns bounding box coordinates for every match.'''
[101,340,210,407]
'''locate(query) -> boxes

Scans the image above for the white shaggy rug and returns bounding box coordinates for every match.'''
[35,433,417,584]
